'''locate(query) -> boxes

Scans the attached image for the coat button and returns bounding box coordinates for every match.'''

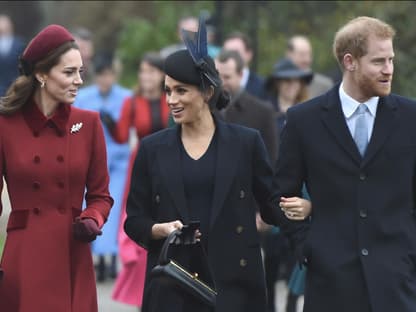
[359,210,367,218]
[58,181,65,189]
[239,190,245,199]
[32,181,40,190]
[58,207,66,214]
[33,207,40,215]
[33,131,39,137]
[236,226,244,234]
[57,155,64,162]
[361,248,369,256]
[155,194,160,204]
[239,259,247,267]
[33,155,40,163]
[359,173,366,181]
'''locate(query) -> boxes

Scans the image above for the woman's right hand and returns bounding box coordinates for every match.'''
[151,220,183,240]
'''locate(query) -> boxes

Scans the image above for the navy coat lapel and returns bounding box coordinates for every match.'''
[321,87,362,165]
[362,96,398,167]
[209,120,241,229]
[157,127,189,221]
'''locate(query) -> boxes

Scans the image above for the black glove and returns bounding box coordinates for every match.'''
[99,110,116,132]
[73,217,102,242]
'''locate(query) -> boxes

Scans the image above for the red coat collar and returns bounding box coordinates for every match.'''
[22,98,70,136]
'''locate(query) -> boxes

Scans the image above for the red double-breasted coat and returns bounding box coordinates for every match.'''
[0,100,113,312]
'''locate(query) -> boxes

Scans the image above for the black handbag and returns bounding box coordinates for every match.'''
[150,229,217,307]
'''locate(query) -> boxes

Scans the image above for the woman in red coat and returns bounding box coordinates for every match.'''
[0,25,113,312]
[106,52,170,309]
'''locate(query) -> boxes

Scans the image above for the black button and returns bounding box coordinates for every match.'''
[33,131,39,137]
[33,207,40,215]
[359,173,366,181]
[33,155,40,163]
[47,121,54,128]
[239,190,245,199]
[58,181,65,189]
[32,181,40,190]
[361,248,369,256]
[359,210,367,218]
[57,155,64,162]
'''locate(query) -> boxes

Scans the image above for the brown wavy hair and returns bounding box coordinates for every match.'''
[0,41,79,115]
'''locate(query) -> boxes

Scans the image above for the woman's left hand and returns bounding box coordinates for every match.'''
[280,196,312,221]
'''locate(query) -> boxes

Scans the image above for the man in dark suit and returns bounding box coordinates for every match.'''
[273,16,416,312]
[215,49,278,163]
[0,14,25,96]
[223,32,266,100]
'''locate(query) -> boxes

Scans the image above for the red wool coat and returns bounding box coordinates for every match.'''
[0,100,113,312]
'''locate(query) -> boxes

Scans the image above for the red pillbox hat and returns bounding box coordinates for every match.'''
[22,24,74,64]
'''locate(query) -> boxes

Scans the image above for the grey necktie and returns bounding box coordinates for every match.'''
[354,104,368,156]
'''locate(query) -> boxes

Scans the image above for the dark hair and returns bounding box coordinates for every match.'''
[216,49,244,73]
[0,41,79,114]
[134,52,165,97]
[224,31,253,52]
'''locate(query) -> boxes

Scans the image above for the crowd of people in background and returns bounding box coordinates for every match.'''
[0,12,332,312]
[2,10,412,312]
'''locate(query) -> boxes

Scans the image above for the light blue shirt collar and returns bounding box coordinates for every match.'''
[339,82,379,119]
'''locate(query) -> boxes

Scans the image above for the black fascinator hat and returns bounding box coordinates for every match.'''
[164,15,228,109]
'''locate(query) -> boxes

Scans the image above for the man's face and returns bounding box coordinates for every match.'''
[215,58,242,95]
[352,36,394,102]
[223,38,251,66]
[288,38,312,70]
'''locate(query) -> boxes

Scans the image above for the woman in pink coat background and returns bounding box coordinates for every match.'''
[0,24,113,312]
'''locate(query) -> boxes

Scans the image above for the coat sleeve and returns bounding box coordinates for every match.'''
[80,113,114,227]
[124,139,155,249]
[269,108,310,259]
[111,97,133,144]
[259,106,279,164]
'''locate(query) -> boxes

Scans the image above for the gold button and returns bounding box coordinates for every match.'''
[239,259,247,267]
[236,226,244,234]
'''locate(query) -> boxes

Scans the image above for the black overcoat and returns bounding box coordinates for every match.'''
[272,84,416,312]
[125,119,287,312]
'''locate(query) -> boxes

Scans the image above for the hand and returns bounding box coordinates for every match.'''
[256,212,272,232]
[73,217,102,242]
[280,196,312,221]
[99,110,116,131]
[151,220,183,240]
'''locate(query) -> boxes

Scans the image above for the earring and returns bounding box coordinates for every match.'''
[40,80,45,88]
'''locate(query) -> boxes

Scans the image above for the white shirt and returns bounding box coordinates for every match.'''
[240,67,249,89]
[339,83,378,141]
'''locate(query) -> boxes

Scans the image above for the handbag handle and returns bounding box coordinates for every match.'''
[158,229,182,265]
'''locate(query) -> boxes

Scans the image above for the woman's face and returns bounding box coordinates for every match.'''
[138,61,164,93]
[40,48,83,105]
[277,78,302,104]
[164,75,208,124]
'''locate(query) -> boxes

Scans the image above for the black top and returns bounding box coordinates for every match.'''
[179,129,217,246]
[149,98,163,133]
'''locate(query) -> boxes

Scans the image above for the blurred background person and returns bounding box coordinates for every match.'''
[286,35,334,99]
[72,26,95,86]
[223,31,266,100]
[0,14,25,97]
[215,49,278,163]
[264,57,313,312]
[74,51,132,283]
[106,51,169,310]
[159,16,198,59]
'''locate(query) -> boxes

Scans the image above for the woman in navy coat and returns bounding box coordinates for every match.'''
[124,18,311,312]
